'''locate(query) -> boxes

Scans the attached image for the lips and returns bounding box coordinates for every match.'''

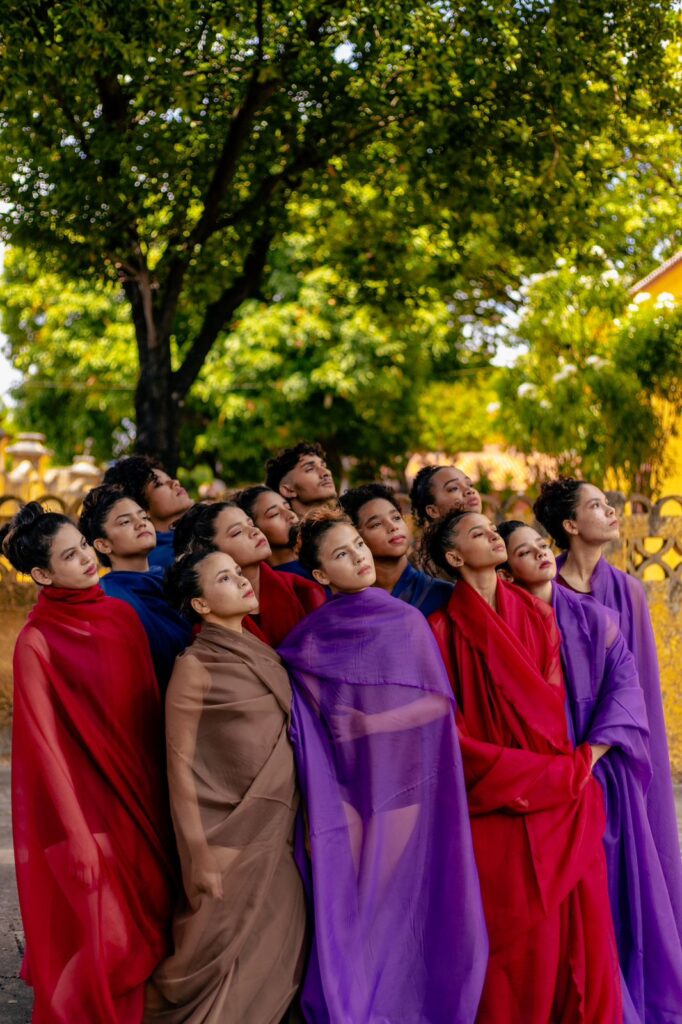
[84,564,98,577]
[256,537,269,548]
[389,536,407,545]
[539,560,553,569]
[466,497,480,507]
[357,565,373,575]
[492,544,506,553]
[243,587,255,599]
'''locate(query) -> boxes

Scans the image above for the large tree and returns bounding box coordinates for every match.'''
[0,1,675,469]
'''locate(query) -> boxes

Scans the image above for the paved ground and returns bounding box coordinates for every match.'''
[1,766,681,1023]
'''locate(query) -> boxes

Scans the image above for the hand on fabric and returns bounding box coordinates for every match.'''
[589,744,611,769]
[191,850,224,900]
[67,833,101,890]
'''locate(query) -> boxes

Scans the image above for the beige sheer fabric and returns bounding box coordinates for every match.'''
[145,622,306,1023]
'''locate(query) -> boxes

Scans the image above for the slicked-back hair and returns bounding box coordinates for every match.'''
[264,442,327,493]
[421,509,475,580]
[172,500,239,557]
[0,501,72,575]
[533,478,583,550]
[409,465,446,527]
[339,483,401,526]
[78,485,131,567]
[165,548,214,623]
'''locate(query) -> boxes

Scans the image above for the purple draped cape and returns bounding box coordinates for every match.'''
[278,587,488,1024]
[554,571,682,1022]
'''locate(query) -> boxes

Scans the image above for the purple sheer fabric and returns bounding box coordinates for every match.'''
[557,554,682,938]
[278,588,488,1024]
[552,581,682,1022]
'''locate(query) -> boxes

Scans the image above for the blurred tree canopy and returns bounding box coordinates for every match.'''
[0,2,679,477]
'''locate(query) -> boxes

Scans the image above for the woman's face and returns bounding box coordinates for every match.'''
[426,467,482,520]
[503,526,557,586]
[211,506,271,566]
[32,523,100,589]
[566,484,620,545]
[96,498,156,560]
[444,513,507,572]
[250,491,299,549]
[144,469,193,523]
[312,523,376,593]
[355,498,410,559]
[192,551,259,620]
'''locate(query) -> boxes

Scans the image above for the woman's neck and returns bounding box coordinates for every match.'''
[459,565,498,608]
[267,546,296,567]
[372,554,408,593]
[519,577,553,606]
[560,539,604,593]
[202,613,244,633]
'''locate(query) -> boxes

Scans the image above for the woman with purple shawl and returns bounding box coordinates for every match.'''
[499,519,682,1023]
[278,508,488,1024]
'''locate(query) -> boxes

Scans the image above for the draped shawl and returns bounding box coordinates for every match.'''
[146,622,306,1024]
[247,561,325,648]
[390,560,454,617]
[100,567,192,690]
[148,531,175,570]
[557,553,682,933]
[12,585,175,1024]
[278,587,488,1024]
[430,580,621,1023]
[553,580,682,1023]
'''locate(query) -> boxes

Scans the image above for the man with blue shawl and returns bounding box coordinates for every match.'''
[278,508,487,1024]
[79,485,192,689]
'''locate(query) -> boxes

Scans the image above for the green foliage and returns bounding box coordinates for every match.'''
[0,2,678,469]
[0,248,137,463]
[496,256,682,492]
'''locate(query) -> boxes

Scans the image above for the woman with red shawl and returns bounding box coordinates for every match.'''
[172,501,324,646]
[426,510,622,1023]
[2,503,175,1023]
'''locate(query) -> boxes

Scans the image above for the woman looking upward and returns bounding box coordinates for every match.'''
[426,510,621,1024]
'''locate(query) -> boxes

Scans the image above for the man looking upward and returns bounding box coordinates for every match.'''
[265,442,337,519]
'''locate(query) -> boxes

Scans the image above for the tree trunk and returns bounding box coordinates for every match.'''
[124,280,181,474]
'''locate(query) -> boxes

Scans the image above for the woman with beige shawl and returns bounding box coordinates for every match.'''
[145,548,306,1023]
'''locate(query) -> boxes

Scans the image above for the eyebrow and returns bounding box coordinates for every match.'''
[214,568,231,580]
[60,546,77,559]
[263,503,280,514]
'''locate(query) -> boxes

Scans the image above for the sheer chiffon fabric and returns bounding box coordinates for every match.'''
[279,588,488,1024]
[557,554,682,937]
[246,562,325,648]
[145,622,306,1024]
[12,585,175,1024]
[429,581,622,1024]
[553,580,682,1022]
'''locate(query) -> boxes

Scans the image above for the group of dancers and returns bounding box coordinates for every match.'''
[2,440,682,1023]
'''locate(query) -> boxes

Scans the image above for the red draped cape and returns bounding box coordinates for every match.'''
[244,562,325,647]
[11,585,176,1023]
[429,580,621,1023]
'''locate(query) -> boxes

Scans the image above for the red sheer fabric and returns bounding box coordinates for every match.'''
[11,585,175,1023]
[247,563,325,648]
[429,580,621,1023]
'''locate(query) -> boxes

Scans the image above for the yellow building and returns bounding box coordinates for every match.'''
[630,250,682,495]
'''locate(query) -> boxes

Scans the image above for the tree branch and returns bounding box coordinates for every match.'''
[172,227,275,398]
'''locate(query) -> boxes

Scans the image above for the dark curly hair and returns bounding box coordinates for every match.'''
[421,510,476,580]
[295,507,353,572]
[102,455,164,510]
[0,501,73,575]
[78,485,133,567]
[172,500,239,557]
[495,519,527,575]
[339,483,401,526]
[533,478,583,550]
[409,465,449,527]
[164,548,215,623]
[264,442,327,493]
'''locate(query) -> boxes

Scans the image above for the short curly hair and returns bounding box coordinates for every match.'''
[102,455,163,510]
[533,478,583,550]
[339,483,401,526]
[264,442,327,493]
